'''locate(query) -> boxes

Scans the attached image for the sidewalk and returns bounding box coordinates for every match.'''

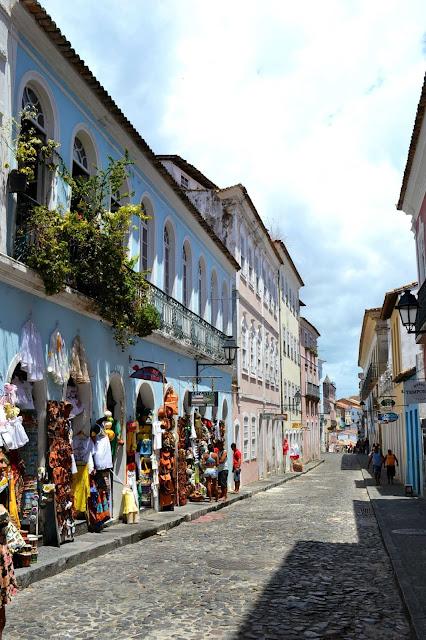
[361,457,426,640]
[15,458,323,590]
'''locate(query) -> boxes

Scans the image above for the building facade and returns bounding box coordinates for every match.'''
[300,317,321,462]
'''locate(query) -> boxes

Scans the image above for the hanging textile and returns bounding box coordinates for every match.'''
[72,463,90,512]
[20,319,45,381]
[69,336,93,384]
[47,330,70,385]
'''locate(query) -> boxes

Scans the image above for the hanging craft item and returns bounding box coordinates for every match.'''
[47,329,70,385]
[47,400,76,544]
[20,319,45,381]
[69,336,93,384]
[164,388,178,415]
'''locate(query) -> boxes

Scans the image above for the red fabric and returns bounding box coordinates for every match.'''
[283,439,289,455]
[233,448,242,468]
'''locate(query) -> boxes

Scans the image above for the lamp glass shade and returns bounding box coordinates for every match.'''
[396,289,419,329]
[294,391,302,403]
[223,337,238,363]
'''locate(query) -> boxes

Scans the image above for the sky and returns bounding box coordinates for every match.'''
[40,0,426,398]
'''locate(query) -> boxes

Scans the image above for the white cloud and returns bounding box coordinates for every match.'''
[40,0,426,396]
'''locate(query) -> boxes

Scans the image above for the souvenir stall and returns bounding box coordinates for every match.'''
[86,414,115,531]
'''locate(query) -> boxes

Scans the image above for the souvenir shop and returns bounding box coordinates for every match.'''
[125,383,227,512]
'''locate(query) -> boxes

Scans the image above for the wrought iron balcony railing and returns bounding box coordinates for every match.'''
[360,362,379,400]
[305,382,320,400]
[11,195,229,363]
[144,282,229,362]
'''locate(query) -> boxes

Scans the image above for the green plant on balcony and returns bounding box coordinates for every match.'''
[2,106,60,191]
[16,149,160,348]
[311,347,318,356]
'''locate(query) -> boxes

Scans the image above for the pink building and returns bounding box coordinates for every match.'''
[299,317,321,462]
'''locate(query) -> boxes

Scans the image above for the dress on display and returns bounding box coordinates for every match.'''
[20,319,45,381]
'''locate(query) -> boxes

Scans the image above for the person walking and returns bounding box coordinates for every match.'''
[230,443,242,493]
[217,441,229,501]
[367,444,385,485]
[384,449,399,484]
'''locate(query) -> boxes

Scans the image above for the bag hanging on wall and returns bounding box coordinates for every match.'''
[140,457,151,486]
[164,389,179,415]
[138,439,151,455]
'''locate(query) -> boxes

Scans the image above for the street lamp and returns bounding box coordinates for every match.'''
[294,390,302,405]
[395,289,420,333]
[196,336,238,380]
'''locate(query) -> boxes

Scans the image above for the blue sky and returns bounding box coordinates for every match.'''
[40,0,426,398]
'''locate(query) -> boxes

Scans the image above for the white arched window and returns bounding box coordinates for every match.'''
[265,336,270,382]
[222,280,229,334]
[270,339,275,385]
[240,235,246,276]
[257,329,262,380]
[251,415,257,459]
[210,271,218,327]
[163,226,171,295]
[182,245,188,307]
[241,319,248,372]
[250,324,256,376]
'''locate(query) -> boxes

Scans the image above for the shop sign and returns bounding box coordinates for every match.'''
[378,412,398,423]
[189,391,218,407]
[274,414,288,421]
[405,380,426,404]
[292,422,302,429]
[381,398,395,406]
[130,366,167,383]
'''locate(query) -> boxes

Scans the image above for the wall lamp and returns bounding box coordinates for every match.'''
[395,289,426,334]
[196,336,238,379]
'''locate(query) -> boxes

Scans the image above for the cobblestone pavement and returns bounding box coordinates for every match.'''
[5,454,411,640]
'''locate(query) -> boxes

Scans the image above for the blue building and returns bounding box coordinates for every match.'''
[0,0,238,530]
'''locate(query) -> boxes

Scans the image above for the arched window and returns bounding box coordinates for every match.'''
[241,319,248,372]
[250,324,256,376]
[163,226,171,295]
[265,336,270,382]
[275,346,279,385]
[257,329,262,380]
[182,245,188,307]
[222,280,229,334]
[270,339,275,385]
[140,203,149,273]
[21,86,47,203]
[210,270,218,327]
[197,258,207,317]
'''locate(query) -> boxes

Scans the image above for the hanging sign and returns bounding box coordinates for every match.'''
[378,412,398,423]
[130,366,166,383]
[381,398,395,407]
[292,423,302,429]
[274,414,288,421]
[189,392,218,407]
[405,380,426,404]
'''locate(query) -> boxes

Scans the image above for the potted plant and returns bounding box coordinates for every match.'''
[8,169,27,193]
[2,105,59,193]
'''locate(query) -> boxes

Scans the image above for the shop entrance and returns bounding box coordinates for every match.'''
[105,375,125,519]
[135,383,154,509]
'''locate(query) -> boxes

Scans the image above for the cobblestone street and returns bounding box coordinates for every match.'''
[5,455,411,640]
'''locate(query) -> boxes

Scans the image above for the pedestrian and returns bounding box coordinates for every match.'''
[364,438,370,454]
[217,441,229,501]
[282,437,289,473]
[230,442,242,494]
[0,448,18,639]
[202,445,219,503]
[290,442,300,470]
[367,444,385,486]
[384,449,399,484]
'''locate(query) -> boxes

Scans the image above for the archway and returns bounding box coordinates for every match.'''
[105,373,125,518]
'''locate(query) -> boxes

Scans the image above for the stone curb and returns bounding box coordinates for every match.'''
[361,468,426,640]
[16,458,323,590]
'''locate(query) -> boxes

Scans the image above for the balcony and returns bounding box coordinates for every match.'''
[145,282,229,362]
[305,382,320,400]
[360,362,379,400]
[12,196,229,363]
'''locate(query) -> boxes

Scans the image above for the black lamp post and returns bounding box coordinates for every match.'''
[196,336,238,380]
[395,289,420,333]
